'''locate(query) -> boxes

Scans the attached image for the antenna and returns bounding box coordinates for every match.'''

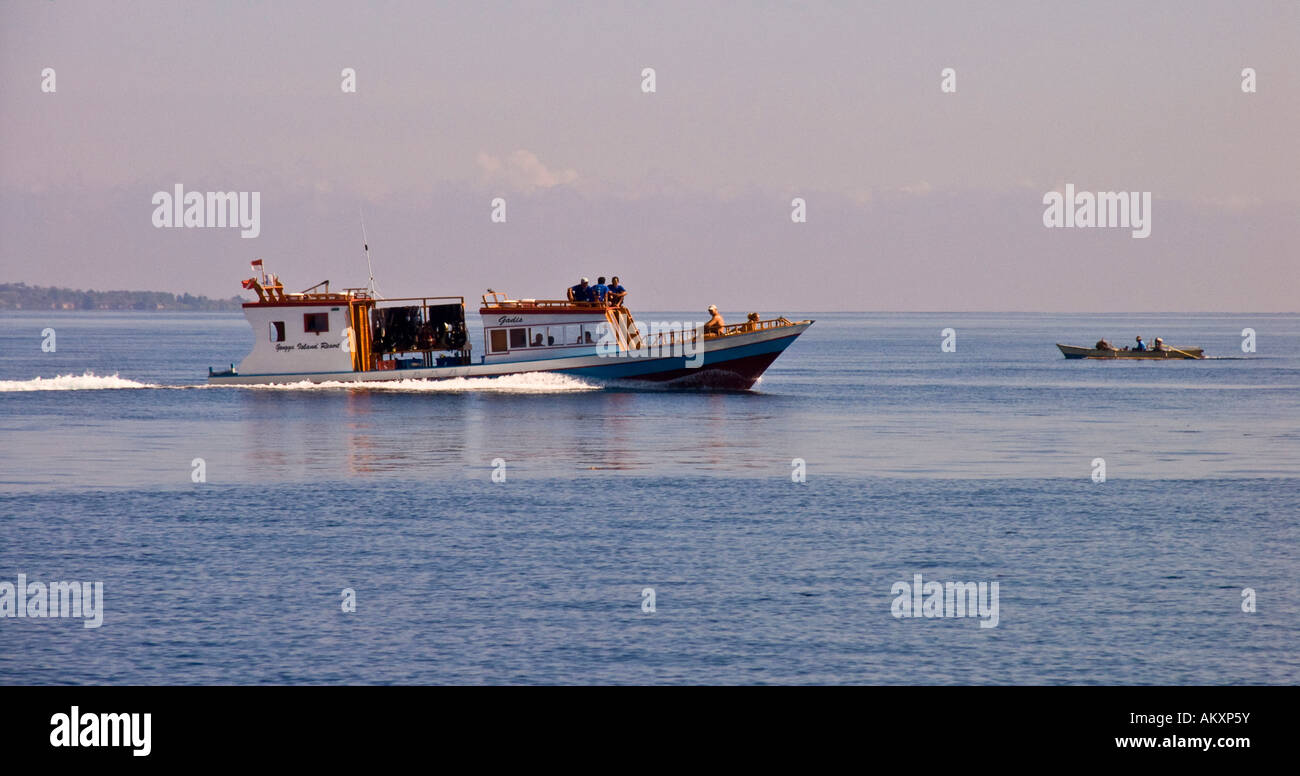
[360,207,380,298]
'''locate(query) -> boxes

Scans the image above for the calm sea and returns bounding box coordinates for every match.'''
[1,311,1297,684]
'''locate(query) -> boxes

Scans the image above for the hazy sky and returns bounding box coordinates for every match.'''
[1,1,1296,311]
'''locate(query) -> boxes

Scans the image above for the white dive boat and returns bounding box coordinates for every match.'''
[208,264,812,390]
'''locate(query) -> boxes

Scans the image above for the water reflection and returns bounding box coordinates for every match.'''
[240,390,478,479]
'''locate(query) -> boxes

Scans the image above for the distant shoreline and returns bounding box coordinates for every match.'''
[0,283,243,312]
[0,284,1293,315]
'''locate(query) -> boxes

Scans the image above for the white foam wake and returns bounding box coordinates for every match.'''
[0,370,602,394]
[0,372,160,392]
[229,371,602,393]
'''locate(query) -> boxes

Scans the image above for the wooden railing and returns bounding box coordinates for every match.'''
[286,292,352,302]
[246,279,367,304]
[713,317,795,337]
[644,327,699,349]
[639,318,798,348]
[481,293,611,310]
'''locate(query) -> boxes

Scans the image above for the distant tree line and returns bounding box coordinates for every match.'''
[0,282,244,311]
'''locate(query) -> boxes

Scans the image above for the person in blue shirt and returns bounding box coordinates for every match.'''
[607,276,627,306]
[567,278,591,303]
[1134,336,1147,351]
[589,276,610,305]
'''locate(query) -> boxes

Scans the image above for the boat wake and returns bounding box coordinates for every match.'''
[0,373,161,392]
[223,372,602,393]
[0,371,600,394]
[1,370,745,394]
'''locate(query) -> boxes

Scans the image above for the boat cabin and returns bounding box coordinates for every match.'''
[215,266,653,380]
[478,292,641,363]
[223,273,470,377]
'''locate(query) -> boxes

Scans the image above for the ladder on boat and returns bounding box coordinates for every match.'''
[607,306,643,351]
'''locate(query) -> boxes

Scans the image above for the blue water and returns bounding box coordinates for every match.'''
[2,311,1298,684]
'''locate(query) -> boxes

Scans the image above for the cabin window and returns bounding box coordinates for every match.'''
[565,324,581,345]
[509,328,528,349]
[269,321,285,342]
[489,329,508,353]
[529,328,550,347]
[304,312,329,334]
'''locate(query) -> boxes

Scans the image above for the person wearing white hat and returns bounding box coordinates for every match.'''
[704,304,725,335]
[567,277,591,303]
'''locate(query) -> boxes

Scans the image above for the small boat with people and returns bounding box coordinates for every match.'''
[207,261,812,389]
[1057,336,1205,360]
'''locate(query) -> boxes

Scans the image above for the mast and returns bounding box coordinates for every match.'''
[360,208,379,298]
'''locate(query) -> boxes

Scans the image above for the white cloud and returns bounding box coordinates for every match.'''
[477,150,578,192]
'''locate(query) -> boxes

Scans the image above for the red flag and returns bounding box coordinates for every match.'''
[250,259,263,268]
